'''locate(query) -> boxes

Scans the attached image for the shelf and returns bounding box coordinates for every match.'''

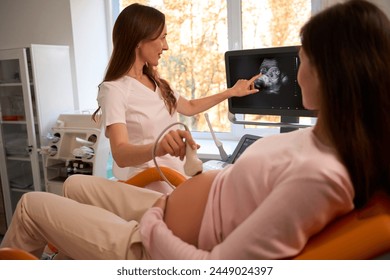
[6,155,30,161]
[0,45,75,226]
[10,187,33,193]
[0,82,22,87]
[47,177,67,183]
[0,120,27,125]
[0,82,33,87]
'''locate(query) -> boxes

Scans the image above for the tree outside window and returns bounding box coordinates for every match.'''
[119,0,311,134]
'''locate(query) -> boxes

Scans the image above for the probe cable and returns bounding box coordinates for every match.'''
[152,122,190,190]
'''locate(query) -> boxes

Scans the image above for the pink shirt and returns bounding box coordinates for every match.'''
[140,127,355,259]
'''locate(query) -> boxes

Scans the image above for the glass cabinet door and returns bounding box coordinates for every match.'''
[0,48,42,223]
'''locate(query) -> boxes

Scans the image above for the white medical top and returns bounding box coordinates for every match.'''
[97,76,185,181]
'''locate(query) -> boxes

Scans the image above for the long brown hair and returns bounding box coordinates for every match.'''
[92,3,176,121]
[300,0,390,208]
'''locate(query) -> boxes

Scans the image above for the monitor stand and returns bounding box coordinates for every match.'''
[280,116,299,133]
[228,112,312,131]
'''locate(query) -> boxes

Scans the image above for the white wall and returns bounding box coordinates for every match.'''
[0,0,111,111]
[69,0,110,111]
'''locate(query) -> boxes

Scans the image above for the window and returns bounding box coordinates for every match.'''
[112,0,312,140]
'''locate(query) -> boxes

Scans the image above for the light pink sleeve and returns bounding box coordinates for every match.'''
[140,207,211,259]
[140,175,353,260]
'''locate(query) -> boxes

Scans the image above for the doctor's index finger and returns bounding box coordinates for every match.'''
[249,73,262,83]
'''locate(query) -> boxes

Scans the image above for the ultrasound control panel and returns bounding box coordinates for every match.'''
[227,134,260,164]
[203,134,260,171]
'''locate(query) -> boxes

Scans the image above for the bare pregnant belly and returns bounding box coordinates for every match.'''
[164,170,220,247]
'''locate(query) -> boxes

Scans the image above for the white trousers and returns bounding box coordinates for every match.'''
[0,175,162,259]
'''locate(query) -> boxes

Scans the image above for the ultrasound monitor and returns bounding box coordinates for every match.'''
[225,46,317,120]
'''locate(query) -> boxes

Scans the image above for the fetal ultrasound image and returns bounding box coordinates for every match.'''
[227,49,306,115]
[254,58,289,94]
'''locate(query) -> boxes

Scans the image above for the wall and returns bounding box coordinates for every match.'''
[69,0,111,111]
[0,0,110,111]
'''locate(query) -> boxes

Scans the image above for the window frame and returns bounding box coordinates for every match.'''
[109,0,316,141]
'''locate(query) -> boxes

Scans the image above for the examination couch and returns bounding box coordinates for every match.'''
[1,167,390,260]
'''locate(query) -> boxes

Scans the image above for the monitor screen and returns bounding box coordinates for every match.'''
[225,46,316,118]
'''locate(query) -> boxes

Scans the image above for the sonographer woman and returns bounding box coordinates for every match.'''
[90,3,259,193]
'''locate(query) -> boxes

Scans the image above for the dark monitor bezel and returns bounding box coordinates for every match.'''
[225,45,317,118]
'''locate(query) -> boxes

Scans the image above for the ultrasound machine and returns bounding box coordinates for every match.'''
[203,46,316,171]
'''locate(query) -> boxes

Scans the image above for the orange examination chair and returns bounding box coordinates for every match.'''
[1,167,390,260]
